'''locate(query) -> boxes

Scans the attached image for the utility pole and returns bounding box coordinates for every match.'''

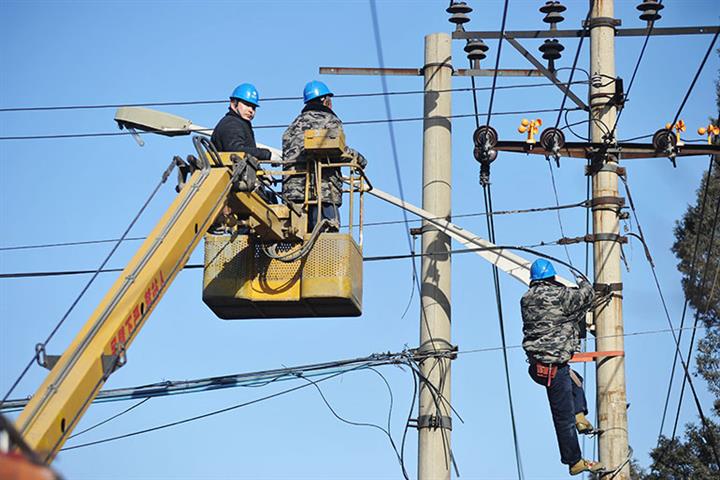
[418,32,453,480]
[589,0,630,477]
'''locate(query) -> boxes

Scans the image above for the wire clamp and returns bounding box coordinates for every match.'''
[413,341,458,360]
[411,414,453,431]
[558,233,628,245]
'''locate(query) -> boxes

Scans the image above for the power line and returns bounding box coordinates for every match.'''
[473,2,525,476]
[609,0,662,138]
[551,0,593,130]
[0,81,587,113]
[3,352,414,412]
[0,200,589,253]
[621,171,720,466]
[0,159,178,408]
[657,155,715,440]
[0,241,569,279]
[59,367,364,452]
[0,107,582,141]
[483,0,510,128]
[670,29,719,126]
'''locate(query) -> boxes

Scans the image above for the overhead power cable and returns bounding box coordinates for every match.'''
[609,0,662,139]
[0,242,558,279]
[60,367,362,452]
[670,29,719,127]
[0,159,178,408]
[3,352,413,411]
[621,172,720,467]
[0,107,583,141]
[551,0,593,131]
[471,1,525,477]
[3,325,707,412]
[0,199,589,253]
[0,81,587,113]
[657,154,715,440]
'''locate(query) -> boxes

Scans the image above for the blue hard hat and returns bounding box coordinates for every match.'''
[303,80,333,103]
[530,259,556,281]
[230,83,260,107]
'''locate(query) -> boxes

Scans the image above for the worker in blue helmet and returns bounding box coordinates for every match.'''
[520,259,603,476]
[282,80,367,231]
[211,83,271,160]
[209,84,274,234]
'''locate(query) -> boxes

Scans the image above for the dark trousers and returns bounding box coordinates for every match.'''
[529,363,588,466]
[308,203,339,231]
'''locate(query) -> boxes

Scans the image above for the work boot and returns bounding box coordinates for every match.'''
[570,459,604,476]
[575,413,595,434]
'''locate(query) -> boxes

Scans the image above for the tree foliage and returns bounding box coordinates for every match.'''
[641,421,720,480]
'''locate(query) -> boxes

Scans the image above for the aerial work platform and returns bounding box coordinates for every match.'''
[203,232,363,319]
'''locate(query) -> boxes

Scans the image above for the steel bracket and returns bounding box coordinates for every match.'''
[414,340,458,359]
[412,415,453,431]
[585,163,626,177]
[588,196,625,211]
[101,351,126,377]
[583,17,621,30]
[594,282,623,293]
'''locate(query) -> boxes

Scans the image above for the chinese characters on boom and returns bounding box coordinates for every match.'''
[109,270,165,355]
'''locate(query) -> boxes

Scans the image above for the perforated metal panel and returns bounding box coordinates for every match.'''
[202,233,362,319]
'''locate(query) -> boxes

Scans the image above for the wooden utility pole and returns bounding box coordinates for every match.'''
[418,32,453,480]
[589,0,630,477]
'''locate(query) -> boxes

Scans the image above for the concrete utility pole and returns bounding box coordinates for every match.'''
[418,32,453,480]
[589,1,630,477]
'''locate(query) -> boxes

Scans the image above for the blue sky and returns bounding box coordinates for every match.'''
[1,1,719,478]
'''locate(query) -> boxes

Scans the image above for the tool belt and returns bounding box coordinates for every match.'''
[535,362,560,387]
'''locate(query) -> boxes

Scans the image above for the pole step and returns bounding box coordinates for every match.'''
[570,351,624,363]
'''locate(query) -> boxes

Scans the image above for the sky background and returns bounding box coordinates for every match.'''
[1,1,719,479]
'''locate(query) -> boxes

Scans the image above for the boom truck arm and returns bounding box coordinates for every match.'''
[12,135,314,462]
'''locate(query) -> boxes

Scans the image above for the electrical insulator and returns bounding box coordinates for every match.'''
[540,127,565,167]
[636,0,664,23]
[447,1,472,31]
[698,124,720,144]
[539,39,564,61]
[465,39,489,69]
[540,1,566,31]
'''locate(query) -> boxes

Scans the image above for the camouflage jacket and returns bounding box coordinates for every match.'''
[281,103,366,205]
[520,279,594,364]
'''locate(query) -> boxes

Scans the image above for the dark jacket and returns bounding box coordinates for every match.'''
[520,279,594,364]
[211,109,271,160]
[281,102,366,205]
